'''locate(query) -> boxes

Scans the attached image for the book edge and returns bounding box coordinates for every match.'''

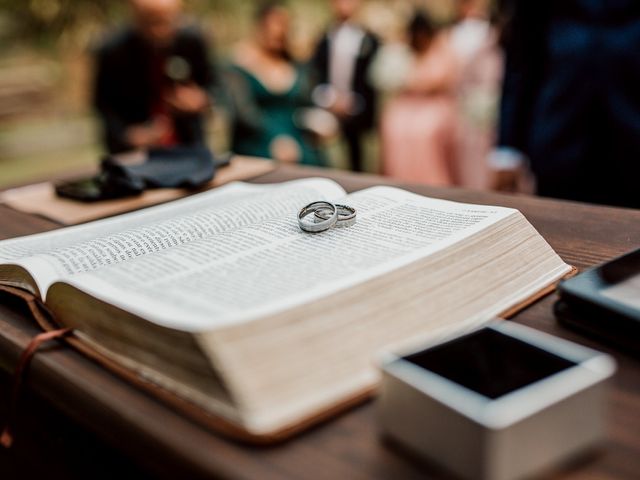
[0,266,577,444]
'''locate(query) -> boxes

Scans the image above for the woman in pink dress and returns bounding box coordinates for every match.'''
[380,12,459,186]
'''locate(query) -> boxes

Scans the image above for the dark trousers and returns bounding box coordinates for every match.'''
[531,95,640,209]
[536,170,640,209]
[341,123,365,173]
[534,133,640,209]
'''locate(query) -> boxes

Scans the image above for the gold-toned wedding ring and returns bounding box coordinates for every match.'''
[298,201,338,233]
[314,204,356,228]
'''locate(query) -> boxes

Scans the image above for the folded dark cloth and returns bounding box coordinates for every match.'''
[55,146,217,202]
[102,146,215,191]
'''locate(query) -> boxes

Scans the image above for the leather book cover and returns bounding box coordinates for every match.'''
[0,269,577,444]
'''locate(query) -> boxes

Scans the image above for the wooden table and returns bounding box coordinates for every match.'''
[1,165,639,479]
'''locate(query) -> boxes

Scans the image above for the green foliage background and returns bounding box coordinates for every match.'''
[0,0,335,54]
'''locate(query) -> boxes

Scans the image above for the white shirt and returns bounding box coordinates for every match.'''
[328,22,366,94]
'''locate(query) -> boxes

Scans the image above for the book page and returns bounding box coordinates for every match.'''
[62,186,520,332]
[0,178,346,295]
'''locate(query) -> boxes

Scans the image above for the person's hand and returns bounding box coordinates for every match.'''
[270,135,301,164]
[298,108,340,142]
[124,117,170,149]
[165,83,209,115]
[329,92,355,119]
[487,148,535,193]
[489,167,536,194]
[490,168,521,192]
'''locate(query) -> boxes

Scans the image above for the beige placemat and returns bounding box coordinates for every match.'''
[0,156,276,225]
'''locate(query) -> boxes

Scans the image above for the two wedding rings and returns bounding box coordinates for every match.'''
[298,201,357,233]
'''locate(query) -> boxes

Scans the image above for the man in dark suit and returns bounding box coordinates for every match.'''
[94,0,215,154]
[311,0,379,172]
[495,0,640,208]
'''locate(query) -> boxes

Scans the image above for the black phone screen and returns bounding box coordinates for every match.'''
[55,177,107,202]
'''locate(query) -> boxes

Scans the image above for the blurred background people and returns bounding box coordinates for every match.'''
[451,0,504,190]
[311,0,379,172]
[223,2,322,166]
[449,0,492,66]
[379,11,459,186]
[496,0,640,208]
[4,0,640,211]
[93,0,215,154]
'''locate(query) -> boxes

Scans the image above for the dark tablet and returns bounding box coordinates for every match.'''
[555,248,640,354]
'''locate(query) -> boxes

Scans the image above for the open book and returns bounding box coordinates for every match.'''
[0,178,572,441]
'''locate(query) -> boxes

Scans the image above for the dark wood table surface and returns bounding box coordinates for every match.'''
[1,165,639,480]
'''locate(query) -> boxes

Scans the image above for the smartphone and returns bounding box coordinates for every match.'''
[55,176,109,202]
[555,248,640,354]
[55,174,141,202]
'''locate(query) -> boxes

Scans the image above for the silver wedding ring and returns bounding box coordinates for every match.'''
[314,204,357,228]
[298,201,338,233]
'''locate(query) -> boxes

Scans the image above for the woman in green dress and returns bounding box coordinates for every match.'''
[223,2,323,166]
